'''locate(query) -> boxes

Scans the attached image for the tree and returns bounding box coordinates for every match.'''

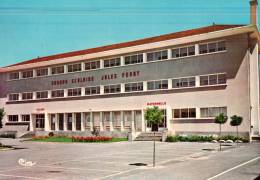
[144,106,163,167]
[230,115,243,146]
[144,106,163,131]
[0,108,5,129]
[215,113,228,151]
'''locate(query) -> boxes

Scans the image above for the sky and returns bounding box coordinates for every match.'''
[0,0,257,67]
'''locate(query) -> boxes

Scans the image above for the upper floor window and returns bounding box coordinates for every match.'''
[9,72,19,80]
[22,70,33,78]
[51,66,64,75]
[173,108,196,118]
[200,107,227,118]
[125,54,143,65]
[104,58,121,68]
[85,86,100,95]
[147,50,168,62]
[36,68,48,77]
[172,46,195,58]
[36,91,48,99]
[68,88,82,97]
[9,93,19,101]
[147,80,168,90]
[104,84,121,94]
[200,73,226,86]
[51,90,64,98]
[22,92,33,100]
[172,77,195,88]
[125,82,143,92]
[199,41,226,54]
[68,63,82,73]
[85,60,100,70]
[8,115,18,122]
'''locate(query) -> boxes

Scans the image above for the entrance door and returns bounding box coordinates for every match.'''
[151,124,158,132]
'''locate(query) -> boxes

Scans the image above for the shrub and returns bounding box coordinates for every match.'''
[48,132,54,137]
[165,135,247,143]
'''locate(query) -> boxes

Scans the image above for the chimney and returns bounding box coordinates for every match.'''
[250,0,258,26]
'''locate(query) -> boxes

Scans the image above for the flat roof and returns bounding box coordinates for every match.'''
[6,24,244,68]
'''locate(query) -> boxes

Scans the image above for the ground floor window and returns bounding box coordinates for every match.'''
[35,114,45,129]
[200,107,227,118]
[75,113,81,131]
[22,115,30,122]
[173,108,196,118]
[50,114,56,130]
[58,114,64,130]
[67,113,72,130]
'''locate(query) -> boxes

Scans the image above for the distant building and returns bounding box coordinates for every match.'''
[0,0,259,139]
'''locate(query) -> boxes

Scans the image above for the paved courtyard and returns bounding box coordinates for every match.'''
[0,138,259,180]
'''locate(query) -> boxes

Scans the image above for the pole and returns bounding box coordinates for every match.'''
[219,124,222,151]
[236,126,239,147]
[153,131,155,167]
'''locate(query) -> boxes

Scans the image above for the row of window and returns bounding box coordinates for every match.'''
[7,107,227,122]
[173,107,227,118]
[8,41,226,80]
[8,73,227,101]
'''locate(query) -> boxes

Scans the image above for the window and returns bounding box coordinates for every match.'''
[68,63,82,72]
[51,90,64,98]
[36,68,48,77]
[147,50,168,62]
[68,88,82,97]
[125,82,143,92]
[85,60,100,70]
[173,108,196,118]
[208,42,217,53]
[51,66,64,75]
[200,74,226,86]
[35,114,45,128]
[147,80,168,90]
[22,115,30,122]
[104,84,121,94]
[200,107,227,118]
[8,115,18,122]
[9,94,19,101]
[85,86,100,95]
[172,77,195,88]
[218,41,226,51]
[172,45,195,58]
[9,72,19,80]
[124,54,143,65]
[199,41,226,54]
[199,44,208,54]
[36,91,48,99]
[22,70,33,78]
[22,92,33,100]
[104,58,121,68]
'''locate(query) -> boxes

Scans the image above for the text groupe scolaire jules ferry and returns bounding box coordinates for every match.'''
[51,70,140,86]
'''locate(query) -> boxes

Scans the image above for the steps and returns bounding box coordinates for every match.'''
[19,131,35,138]
[135,132,163,141]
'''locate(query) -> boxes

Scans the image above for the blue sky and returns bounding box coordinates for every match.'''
[0,0,256,67]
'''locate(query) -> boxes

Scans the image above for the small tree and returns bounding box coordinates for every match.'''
[230,115,243,146]
[145,106,163,131]
[0,108,5,129]
[215,113,228,151]
[144,106,163,167]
